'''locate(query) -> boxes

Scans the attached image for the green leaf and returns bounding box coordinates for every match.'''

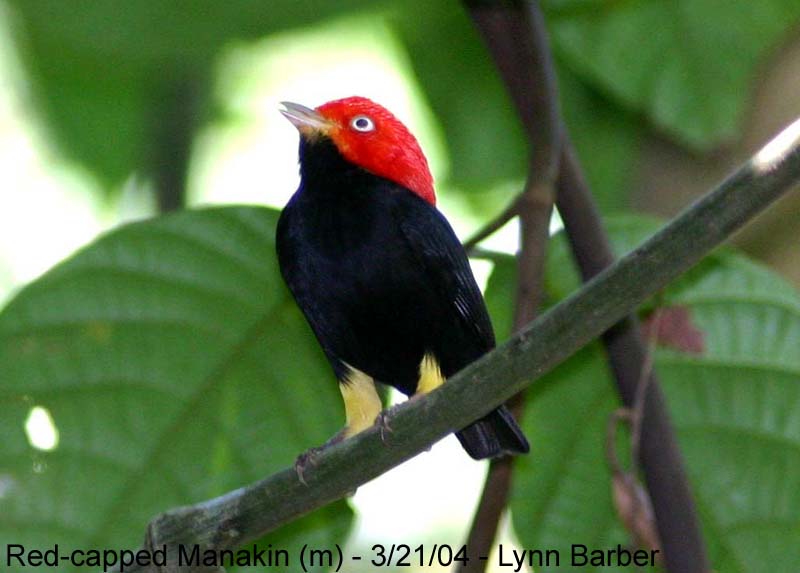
[559,68,642,213]
[0,207,352,571]
[393,0,528,191]
[545,0,800,149]
[487,216,800,572]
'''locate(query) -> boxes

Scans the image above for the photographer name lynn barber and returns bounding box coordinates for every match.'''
[498,543,660,569]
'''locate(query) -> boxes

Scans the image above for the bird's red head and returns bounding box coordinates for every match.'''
[281,96,436,205]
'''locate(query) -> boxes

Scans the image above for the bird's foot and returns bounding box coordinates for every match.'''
[375,403,409,444]
[294,447,323,486]
[375,410,394,444]
[294,432,346,486]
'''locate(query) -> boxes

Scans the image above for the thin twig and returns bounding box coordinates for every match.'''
[605,305,664,557]
[112,117,800,572]
[468,246,513,262]
[631,305,663,462]
[605,408,662,560]
[463,195,520,253]
[605,409,633,477]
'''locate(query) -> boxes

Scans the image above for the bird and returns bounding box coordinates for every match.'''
[276,96,529,462]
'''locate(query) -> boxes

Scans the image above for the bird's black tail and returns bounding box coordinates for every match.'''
[455,404,529,460]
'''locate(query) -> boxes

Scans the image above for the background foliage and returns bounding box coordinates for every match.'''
[1,0,799,571]
[488,218,800,572]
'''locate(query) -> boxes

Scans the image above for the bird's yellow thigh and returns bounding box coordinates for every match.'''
[415,353,446,395]
[340,366,383,438]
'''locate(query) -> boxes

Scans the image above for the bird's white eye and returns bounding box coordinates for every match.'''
[350,115,375,132]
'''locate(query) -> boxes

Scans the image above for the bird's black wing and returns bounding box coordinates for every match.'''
[391,191,495,375]
[392,192,530,458]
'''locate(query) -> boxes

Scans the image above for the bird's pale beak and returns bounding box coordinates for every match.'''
[280,101,333,135]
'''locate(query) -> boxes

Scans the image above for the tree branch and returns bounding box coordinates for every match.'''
[463,195,520,253]
[459,1,562,568]
[115,118,800,572]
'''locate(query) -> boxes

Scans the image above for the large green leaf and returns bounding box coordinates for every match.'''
[486,216,800,572]
[0,207,353,571]
[558,67,641,213]
[392,0,528,191]
[546,0,800,149]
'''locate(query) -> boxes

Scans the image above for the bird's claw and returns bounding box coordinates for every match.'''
[376,402,409,444]
[294,431,348,485]
[294,447,323,486]
[376,410,394,444]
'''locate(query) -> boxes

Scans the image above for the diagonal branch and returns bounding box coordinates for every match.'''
[115,118,800,572]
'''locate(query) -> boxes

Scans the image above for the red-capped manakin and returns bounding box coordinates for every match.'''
[277,96,529,460]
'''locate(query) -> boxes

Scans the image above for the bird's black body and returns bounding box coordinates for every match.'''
[277,136,528,459]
